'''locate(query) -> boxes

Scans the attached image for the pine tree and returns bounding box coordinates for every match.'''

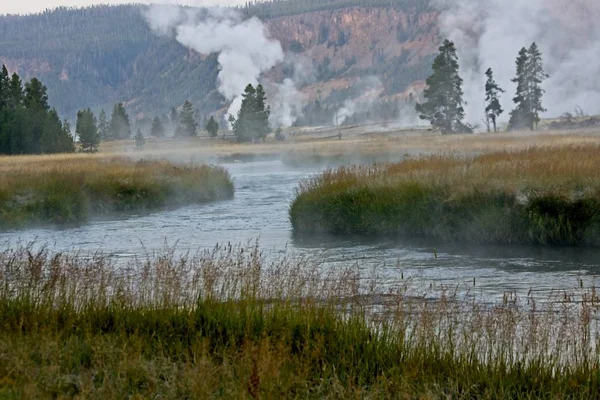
[484,68,504,133]
[206,116,219,138]
[232,84,272,142]
[7,73,23,109]
[109,103,131,139]
[135,129,146,150]
[97,109,109,141]
[178,100,198,137]
[0,65,9,109]
[76,108,99,152]
[508,43,548,131]
[24,78,49,111]
[150,116,165,137]
[416,40,468,134]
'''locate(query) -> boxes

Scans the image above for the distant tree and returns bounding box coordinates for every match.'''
[508,43,548,131]
[24,77,49,111]
[76,108,99,152]
[150,116,165,137]
[232,84,271,143]
[484,68,504,133]
[0,66,73,155]
[178,100,198,137]
[135,129,146,150]
[206,115,219,138]
[0,65,9,109]
[109,103,131,139]
[416,39,468,134]
[275,127,285,141]
[7,73,23,108]
[97,109,109,141]
[170,107,179,134]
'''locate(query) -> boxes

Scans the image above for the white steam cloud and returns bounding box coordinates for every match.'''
[437,0,600,124]
[144,5,302,126]
[333,77,382,126]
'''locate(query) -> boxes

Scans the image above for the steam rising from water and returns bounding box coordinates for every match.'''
[144,5,301,127]
[436,0,600,124]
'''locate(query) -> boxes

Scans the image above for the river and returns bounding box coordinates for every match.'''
[2,160,600,301]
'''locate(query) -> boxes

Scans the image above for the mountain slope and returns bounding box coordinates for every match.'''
[0,1,439,121]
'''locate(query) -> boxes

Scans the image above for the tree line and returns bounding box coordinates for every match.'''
[0,66,74,155]
[416,40,548,134]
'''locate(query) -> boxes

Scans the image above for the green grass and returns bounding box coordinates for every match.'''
[0,244,599,398]
[290,146,600,246]
[0,156,234,229]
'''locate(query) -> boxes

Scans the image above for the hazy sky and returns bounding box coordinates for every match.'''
[0,0,247,15]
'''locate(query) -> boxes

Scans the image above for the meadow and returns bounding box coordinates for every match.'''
[0,243,598,398]
[290,145,600,246]
[0,154,233,229]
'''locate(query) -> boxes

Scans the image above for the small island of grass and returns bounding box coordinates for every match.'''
[290,145,600,246]
[0,154,234,229]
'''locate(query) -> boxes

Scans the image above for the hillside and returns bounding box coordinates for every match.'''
[0,0,438,122]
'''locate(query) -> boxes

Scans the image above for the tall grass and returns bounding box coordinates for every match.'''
[290,146,600,246]
[0,243,599,398]
[0,156,234,229]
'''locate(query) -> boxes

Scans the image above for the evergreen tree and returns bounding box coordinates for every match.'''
[109,103,131,139]
[415,39,468,134]
[232,84,272,142]
[76,108,100,152]
[508,43,548,131]
[178,100,198,137]
[135,129,146,149]
[484,68,504,133]
[97,109,109,141]
[206,115,219,138]
[24,78,49,111]
[150,116,165,137]
[7,73,23,109]
[0,65,9,109]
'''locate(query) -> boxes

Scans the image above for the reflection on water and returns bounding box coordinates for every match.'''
[1,160,599,300]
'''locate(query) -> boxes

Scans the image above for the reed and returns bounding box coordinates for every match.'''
[290,146,600,246]
[0,156,233,229]
[0,243,598,398]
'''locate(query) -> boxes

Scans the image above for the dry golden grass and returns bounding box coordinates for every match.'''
[95,128,600,163]
[0,155,233,228]
[291,145,600,245]
[0,243,598,398]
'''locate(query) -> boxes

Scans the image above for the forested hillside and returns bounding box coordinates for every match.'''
[0,0,438,123]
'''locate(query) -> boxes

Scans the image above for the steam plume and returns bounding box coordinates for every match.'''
[436,0,600,124]
[144,5,290,123]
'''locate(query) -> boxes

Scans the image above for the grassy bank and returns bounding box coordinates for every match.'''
[0,155,233,229]
[291,146,600,246]
[0,244,599,398]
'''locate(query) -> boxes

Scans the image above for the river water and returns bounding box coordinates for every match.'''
[2,160,600,301]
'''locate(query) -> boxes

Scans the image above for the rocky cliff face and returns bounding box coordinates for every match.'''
[0,4,440,119]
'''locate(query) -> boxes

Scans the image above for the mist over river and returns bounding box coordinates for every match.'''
[2,160,600,301]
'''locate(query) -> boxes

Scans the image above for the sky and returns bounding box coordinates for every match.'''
[0,0,247,15]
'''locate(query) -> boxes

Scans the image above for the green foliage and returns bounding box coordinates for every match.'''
[416,40,469,134]
[0,66,74,155]
[76,108,100,152]
[97,109,109,140]
[205,115,219,138]
[109,103,131,139]
[134,129,146,150]
[150,116,165,137]
[232,84,271,143]
[484,67,504,133]
[508,43,548,131]
[177,100,198,137]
